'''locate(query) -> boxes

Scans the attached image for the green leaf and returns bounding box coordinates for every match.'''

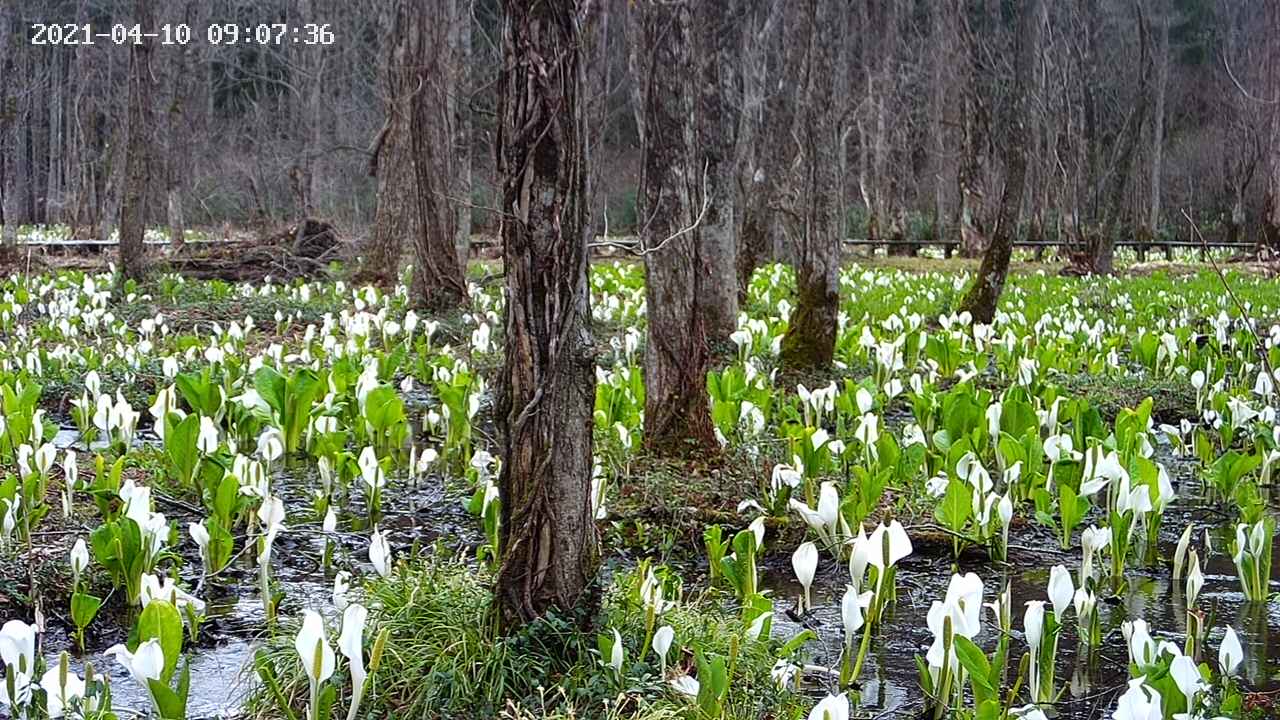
[166,414,200,484]
[316,683,336,720]
[694,651,728,717]
[778,629,815,657]
[205,519,235,574]
[71,592,103,629]
[212,473,239,526]
[253,366,287,416]
[148,679,187,720]
[952,636,995,701]
[934,477,972,533]
[138,600,184,684]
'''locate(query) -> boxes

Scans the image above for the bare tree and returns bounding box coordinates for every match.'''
[959,0,1042,322]
[118,0,156,283]
[778,0,842,369]
[631,0,717,454]
[493,0,598,628]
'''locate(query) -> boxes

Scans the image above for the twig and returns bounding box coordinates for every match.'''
[1182,209,1275,381]
[1221,49,1280,105]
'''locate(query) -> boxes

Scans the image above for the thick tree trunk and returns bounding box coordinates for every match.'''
[365,0,468,310]
[119,0,156,282]
[779,0,842,370]
[362,2,415,286]
[959,0,1040,323]
[494,0,598,629]
[632,0,717,454]
[694,0,740,346]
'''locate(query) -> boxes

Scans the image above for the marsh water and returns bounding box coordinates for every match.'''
[33,428,1280,719]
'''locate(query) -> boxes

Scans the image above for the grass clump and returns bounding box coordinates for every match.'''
[246,556,808,720]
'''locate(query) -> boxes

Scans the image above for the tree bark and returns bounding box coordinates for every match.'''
[778,0,842,370]
[959,0,1041,323]
[362,2,415,286]
[1147,5,1168,239]
[734,0,782,298]
[1263,2,1280,248]
[165,7,191,249]
[494,0,598,629]
[693,0,740,346]
[1,2,24,247]
[292,0,324,221]
[632,0,717,455]
[450,0,473,268]
[119,0,156,282]
[365,0,468,311]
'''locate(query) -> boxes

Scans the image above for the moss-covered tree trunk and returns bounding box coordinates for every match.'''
[494,0,598,629]
[778,0,842,370]
[631,0,717,455]
[959,0,1040,323]
[118,0,155,283]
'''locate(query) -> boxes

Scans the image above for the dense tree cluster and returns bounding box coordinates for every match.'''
[2,1,1278,256]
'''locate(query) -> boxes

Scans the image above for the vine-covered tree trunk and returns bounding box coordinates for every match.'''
[494,0,598,629]
[779,0,842,370]
[959,0,1040,322]
[118,0,155,282]
[694,0,740,346]
[632,0,717,454]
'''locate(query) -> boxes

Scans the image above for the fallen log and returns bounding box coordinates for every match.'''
[163,219,342,282]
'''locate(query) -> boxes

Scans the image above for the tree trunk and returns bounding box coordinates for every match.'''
[1,1,25,247]
[366,0,468,310]
[959,0,1041,323]
[1147,6,1168,239]
[778,0,842,370]
[632,0,717,455]
[450,0,473,268]
[119,0,156,282]
[693,0,740,346]
[165,13,190,249]
[292,0,323,221]
[362,2,415,286]
[1263,3,1280,248]
[734,0,782,299]
[494,0,598,629]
